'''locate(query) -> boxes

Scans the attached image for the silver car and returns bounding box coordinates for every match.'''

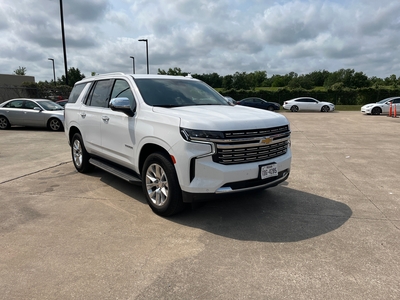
[0,98,64,131]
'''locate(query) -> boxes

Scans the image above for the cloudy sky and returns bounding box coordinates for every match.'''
[1,0,400,82]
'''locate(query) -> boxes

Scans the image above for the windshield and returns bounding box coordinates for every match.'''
[134,78,228,107]
[37,100,64,111]
[377,98,393,104]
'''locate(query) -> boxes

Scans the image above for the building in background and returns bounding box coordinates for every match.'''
[0,74,36,103]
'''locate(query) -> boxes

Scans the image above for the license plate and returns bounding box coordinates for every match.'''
[260,164,278,179]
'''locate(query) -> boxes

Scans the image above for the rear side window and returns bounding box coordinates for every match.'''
[5,100,24,108]
[68,83,88,104]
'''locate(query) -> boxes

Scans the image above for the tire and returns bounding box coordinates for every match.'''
[290,105,299,112]
[321,105,330,112]
[267,106,274,111]
[48,118,63,131]
[371,107,381,115]
[142,152,185,216]
[0,116,10,130]
[71,133,93,173]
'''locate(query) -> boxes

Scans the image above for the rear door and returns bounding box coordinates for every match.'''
[2,100,26,125]
[80,79,113,154]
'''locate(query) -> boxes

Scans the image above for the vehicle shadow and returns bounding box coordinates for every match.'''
[169,185,352,243]
[93,169,352,243]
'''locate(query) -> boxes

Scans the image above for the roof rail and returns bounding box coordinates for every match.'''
[95,72,126,76]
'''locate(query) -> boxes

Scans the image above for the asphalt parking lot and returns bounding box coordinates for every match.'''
[0,111,399,299]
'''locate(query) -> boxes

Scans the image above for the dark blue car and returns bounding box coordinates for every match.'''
[237,97,280,111]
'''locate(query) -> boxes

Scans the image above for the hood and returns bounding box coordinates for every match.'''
[152,105,289,131]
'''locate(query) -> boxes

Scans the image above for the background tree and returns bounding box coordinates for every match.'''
[232,72,250,90]
[222,75,233,89]
[157,67,188,76]
[14,66,27,75]
[57,67,85,87]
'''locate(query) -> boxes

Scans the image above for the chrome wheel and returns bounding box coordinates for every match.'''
[72,138,83,168]
[71,133,93,173]
[142,152,184,216]
[145,163,169,207]
[290,105,299,112]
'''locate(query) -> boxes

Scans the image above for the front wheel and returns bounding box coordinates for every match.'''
[321,105,330,112]
[142,152,184,216]
[290,105,299,112]
[371,107,381,115]
[48,118,63,131]
[267,106,274,111]
[0,116,11,129]
[71,133,93,173]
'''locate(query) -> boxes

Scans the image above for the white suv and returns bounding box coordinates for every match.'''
[64,73,291,216]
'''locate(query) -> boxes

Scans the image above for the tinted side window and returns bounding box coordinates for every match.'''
[6,100,24,108]
[87,80,113,108]
[24,100,39,109]
[68,83,88,104]
[111,79,135,107]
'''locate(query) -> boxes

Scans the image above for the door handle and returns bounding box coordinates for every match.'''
[102,116,109,122]
[80,112,86,118]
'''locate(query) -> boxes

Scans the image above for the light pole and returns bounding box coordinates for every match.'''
[129,56,135,74]
[59,0,68,85]
[48,58,56,85]
[138,39,149,74]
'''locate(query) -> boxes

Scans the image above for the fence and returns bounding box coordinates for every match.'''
[0,85,72,104]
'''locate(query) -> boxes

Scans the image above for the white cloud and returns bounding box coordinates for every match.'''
[0,0,399,82]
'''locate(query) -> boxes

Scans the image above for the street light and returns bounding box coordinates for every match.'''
[59,0,68,85]
[129,56,135,74]
[48,58,56,85]
[138,39,149,74]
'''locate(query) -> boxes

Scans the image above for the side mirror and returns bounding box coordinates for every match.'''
[33,107,42,111]
[109,97,136,117]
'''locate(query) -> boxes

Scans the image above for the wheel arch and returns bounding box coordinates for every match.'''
[139,143,171,176]
[68,126,82,144]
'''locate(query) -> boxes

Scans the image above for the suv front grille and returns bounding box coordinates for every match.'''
[213,125,290,165]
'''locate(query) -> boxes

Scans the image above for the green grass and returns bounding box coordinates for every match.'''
[335,105,362,111]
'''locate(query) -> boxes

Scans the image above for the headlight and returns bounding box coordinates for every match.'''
[180,128,224,141]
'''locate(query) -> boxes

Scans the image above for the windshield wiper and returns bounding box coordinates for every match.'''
[153,104,181,108]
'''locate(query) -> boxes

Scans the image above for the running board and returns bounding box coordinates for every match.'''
[89,158,142,184]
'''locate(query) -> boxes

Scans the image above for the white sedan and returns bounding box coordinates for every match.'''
[283,97,335,112]
[361,97,400,115]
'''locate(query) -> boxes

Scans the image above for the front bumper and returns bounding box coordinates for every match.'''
[172,139,292,201]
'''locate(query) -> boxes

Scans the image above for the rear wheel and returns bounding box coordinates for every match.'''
[290,105,299,112]
[48,118,63,131]
[71,133,93,173]
[142,152,184,216]
[371,107,381,115]
[0,116,10,129]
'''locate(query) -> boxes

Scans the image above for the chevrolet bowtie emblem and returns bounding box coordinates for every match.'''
[260,138,272,144]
